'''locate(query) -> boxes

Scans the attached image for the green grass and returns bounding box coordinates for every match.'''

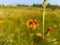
[0,7,60,45]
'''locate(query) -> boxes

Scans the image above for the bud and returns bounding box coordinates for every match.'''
[35,32,42,37]
[47,27,52,32]
[35,32,42,40]
[33,32,43,44]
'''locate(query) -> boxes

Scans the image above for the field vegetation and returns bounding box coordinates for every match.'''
[0,4,60,45]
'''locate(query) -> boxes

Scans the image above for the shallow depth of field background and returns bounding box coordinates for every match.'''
[0,6,60,45]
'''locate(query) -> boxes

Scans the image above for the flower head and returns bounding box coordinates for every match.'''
[47,27,52,32]
[34,32,42,42]
[27,19,39,30]
[35,32,42,37]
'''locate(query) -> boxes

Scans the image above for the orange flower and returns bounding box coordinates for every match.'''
[27,19,39,30]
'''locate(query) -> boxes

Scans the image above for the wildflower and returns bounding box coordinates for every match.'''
[35,32,42,37]
[27,19,39,30]
[45,27,52,35]
[47,27,52,32]
[33,32,42,43]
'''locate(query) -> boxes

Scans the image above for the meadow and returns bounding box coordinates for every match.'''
[0,6,60,45]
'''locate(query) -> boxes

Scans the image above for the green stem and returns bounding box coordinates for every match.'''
[43,0,47,40]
